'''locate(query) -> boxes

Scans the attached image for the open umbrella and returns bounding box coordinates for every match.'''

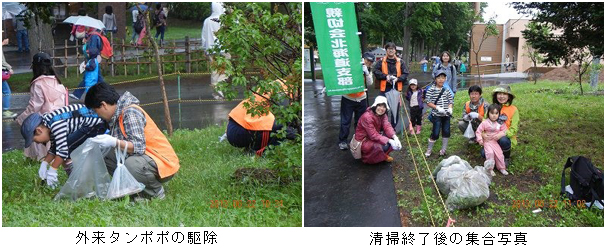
[2,2,27,20]
[69,16,105,31]
[128,4,149,12]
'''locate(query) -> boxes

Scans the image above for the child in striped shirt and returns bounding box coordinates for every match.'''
[20,104,107,188]
[424,69,454,157]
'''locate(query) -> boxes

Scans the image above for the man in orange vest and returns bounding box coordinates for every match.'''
[85,82,180,200]
[457,85,489,143]
[373,42,409,133]
[338,52,374,150]
[226,83,298,155]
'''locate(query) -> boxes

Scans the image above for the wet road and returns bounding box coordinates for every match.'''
[2,75,241,152]
[303,72,526,227]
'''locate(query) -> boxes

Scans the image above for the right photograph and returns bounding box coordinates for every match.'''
[304,2,604,227]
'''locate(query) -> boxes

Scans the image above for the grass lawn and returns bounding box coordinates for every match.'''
[125,17,202,43]
[392,81,604,227]
[2,125,302,227]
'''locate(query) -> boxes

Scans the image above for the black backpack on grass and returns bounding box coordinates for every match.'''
[560,156,604,207]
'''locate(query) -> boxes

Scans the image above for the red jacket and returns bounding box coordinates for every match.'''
[354,108,396,164]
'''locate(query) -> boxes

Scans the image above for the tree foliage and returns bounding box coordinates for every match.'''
[214,3,302,134]
[512,2,604,94]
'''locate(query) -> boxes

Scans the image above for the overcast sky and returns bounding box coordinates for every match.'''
[483,2,531,24]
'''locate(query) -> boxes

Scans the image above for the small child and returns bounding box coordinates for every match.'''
[475,104,508,176]
[20,104,106,188]
[405,78,423,134]
[425,69,454,157]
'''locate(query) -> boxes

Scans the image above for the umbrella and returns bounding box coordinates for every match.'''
[67,16,105,31]
[128,4,149,12]
[2,2,27,20]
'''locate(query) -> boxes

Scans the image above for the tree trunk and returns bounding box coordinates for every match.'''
[139,5,173,135]
[27,17,53,54]
[402,3,411,64]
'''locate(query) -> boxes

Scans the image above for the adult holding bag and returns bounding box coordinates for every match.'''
[351,96,402,164]
[458,85,488,143]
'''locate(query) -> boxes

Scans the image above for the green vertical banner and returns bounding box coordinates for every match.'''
[310,2,364,96]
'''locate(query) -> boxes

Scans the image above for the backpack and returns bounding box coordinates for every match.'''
[561,156,604,207]
[134,15,144,34]
[89,32,113,59]
[153,11,163,26]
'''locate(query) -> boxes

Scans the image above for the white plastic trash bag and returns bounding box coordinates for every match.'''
[433,156,495,211]
[106,143,145,200]
[463,123,475,139]
[54,140,111,201]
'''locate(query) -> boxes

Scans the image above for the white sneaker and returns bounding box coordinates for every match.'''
[155,186,166,200]
[500,169,509,176]
[2,110,17,119]
[490,170,496,177]
[338,142,349,150]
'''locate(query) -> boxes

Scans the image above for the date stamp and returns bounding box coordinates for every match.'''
[511,199,586,209]
[210,199,284,209]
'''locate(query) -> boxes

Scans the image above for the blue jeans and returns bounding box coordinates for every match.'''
[16,30,30,52]
[155,25,165,41]
[339,97,367,143]
[481,136,512,158]
[429,115,451,140]
[2,80,11,110]
[131,25,139,43]
[66,123,107,157]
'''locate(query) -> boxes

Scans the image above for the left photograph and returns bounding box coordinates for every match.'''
[2,2,302,227]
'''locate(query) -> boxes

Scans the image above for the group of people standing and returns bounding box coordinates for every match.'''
[338,42,520,176]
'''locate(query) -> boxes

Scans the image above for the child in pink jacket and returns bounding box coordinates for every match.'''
[16,52,68,160]
[475,104,508,176]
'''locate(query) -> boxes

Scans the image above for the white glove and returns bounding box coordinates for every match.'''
[436,106,446,114]
[388,139,396,147]
[46,168,59,189]
[38,161,49,180]
[219,133,227,142]
[463,114,471,122]
[362,64,370,76]
[446,108,453,115]
[469,112,479,119]
[89,134,118,149]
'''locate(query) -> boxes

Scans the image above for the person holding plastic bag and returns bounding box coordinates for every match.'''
[20,104,107,188]
[476,104,509,175]
[457,85,488,143]
[16,52,68,161]
[353,96,402,164]
[85,82,180,200]
[424,69,454,157]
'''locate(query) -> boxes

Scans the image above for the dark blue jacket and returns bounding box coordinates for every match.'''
[86,32,103,59]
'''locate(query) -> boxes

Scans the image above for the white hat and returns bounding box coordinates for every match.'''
[371,96,390,111]
[409,78,418,85]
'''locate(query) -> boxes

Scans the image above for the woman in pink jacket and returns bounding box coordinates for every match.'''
[16,52,68,160]
[354,96,402,164]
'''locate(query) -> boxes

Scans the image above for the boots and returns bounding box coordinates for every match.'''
[416,125,421,134]
[425,139,435,157]
[439,138,449,156]
[409,124,415,134]
[503,149,511,167]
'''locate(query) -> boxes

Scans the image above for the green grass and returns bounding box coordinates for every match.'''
[124,18,202,42]
[396,80,604,227]
[2,125,302,227]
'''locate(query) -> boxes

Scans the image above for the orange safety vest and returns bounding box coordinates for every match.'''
[119,105,180,178]
[228,96,275,131]
[380,58,402,92]
[500,104,517,130]
[465,101,485,118]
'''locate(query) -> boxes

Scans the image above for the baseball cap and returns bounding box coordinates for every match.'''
[409,79,418,85]
[32,52,52,66]
[20,113,43,148]
[363,52,375,62]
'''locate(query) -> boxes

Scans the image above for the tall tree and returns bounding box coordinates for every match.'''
[512,2,604,93]
[20,3,55,53]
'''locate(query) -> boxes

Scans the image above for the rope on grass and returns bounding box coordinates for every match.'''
[399,94,456,227]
